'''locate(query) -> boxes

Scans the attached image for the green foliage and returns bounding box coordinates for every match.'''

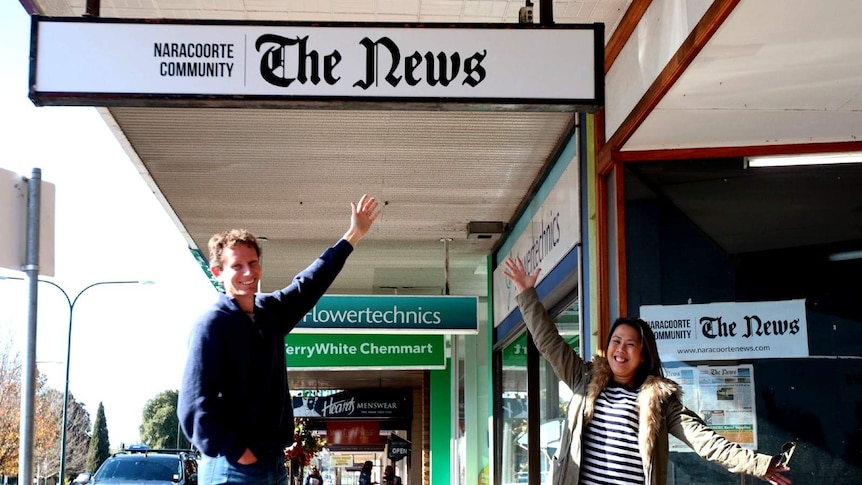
[140,389,189,449]
[286,418,326,473]
[86,402,111,473]
[287,418,326,464]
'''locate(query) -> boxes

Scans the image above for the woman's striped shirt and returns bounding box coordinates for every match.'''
[579,384,645,485]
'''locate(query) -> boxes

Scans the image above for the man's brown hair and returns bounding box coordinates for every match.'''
[208,229,261,269]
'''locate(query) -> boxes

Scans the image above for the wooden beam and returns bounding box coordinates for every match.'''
[604,0,653,74]
[596,170,609,354]
[614,166,627,319]
[615,141,862,162]
[604,0,741,153]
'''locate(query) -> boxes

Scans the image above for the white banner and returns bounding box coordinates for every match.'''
[639,299,809,362]
[31,17,601,108]
[493,154,580,326]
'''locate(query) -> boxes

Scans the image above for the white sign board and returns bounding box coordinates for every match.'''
[30,17,603,110]
[639,299,809,362]
[493,153,580,326]
[0,168,55,276]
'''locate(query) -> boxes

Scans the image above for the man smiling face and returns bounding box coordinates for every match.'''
[212,242,260,312]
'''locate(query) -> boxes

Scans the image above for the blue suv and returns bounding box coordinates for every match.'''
[86,448,199,485]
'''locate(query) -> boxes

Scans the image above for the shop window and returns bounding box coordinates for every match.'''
[500,334,529,484]
[537,303,579,483]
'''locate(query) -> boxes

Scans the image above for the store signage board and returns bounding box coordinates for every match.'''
[285,333,446,370]
[29,16,603,111]
[493,150,580,327]
[296,294,478,334]
[293,388,412,419]
[639,299,810,362]
[502,332,579,368]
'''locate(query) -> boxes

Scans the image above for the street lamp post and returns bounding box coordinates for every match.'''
[0,276,142,485]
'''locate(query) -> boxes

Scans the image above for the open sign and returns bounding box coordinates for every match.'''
[386,433,411,462]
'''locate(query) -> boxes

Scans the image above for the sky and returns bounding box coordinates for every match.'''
[0,2,218,447]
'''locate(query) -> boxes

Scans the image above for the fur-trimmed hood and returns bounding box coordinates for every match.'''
[584,357,682,472]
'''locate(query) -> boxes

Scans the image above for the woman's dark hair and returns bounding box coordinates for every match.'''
[608,317,665,386]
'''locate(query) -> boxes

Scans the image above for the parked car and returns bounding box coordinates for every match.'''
[72,472,93,484]
[89,448,199,485]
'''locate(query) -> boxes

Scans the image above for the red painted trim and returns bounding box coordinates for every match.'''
[605,0,653,74]
[596,172,609,354]
[605,0,741,152]
[615,141,862,162]
[614,166,627,318]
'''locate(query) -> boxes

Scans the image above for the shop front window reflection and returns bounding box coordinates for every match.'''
[501,333,529,484]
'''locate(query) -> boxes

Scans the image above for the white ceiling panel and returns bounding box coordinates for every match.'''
[626,0,862,151]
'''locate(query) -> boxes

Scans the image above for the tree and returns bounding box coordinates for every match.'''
[140,390,189,449]
[0,336,21,476]
[86,402,110,473]
[32,376,62,482]
[32,386,92,480]
[64,394,93,474]
[0,331,90,479]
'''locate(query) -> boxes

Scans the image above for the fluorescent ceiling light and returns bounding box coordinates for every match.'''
[746,152,862,167]
[828,250,862,262]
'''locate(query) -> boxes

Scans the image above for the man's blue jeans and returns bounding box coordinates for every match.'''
[199,454,288,485]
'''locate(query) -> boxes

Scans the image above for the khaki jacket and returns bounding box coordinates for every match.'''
[516,288,774,485]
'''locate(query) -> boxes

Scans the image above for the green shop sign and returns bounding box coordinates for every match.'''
[285,333,446,370]
[503,332,579,367]
[297,295,478,334]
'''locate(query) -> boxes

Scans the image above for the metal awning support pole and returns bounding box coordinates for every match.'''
[18,168,41,485]
[440,238,453,295]
[85,0,100,17]
[540,0,553,25]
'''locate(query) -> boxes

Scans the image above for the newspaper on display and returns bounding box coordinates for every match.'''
[666,364,757,452]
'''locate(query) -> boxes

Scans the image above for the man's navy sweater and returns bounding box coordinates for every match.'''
[178,239,353,461]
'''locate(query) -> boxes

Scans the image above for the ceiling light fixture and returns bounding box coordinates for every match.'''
[467,221,506,240]
[745,152,862,168]
[828,249,862,262]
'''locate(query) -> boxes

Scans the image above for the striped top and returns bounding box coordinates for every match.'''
[579,384,646,485]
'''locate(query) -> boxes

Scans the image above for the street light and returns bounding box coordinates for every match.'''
[0,275,148,485]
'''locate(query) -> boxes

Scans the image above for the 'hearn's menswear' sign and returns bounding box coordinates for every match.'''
[29,16,604,110]
[296,295,478,334]
[291,388,411,419]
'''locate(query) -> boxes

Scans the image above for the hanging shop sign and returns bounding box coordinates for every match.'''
[326,421,381,448]
[285,333,446,370]
[297,295,477,334]
[29,16,603,111]
[639,299,809,363]
[386,433,411,462]
[293,388,412,419]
